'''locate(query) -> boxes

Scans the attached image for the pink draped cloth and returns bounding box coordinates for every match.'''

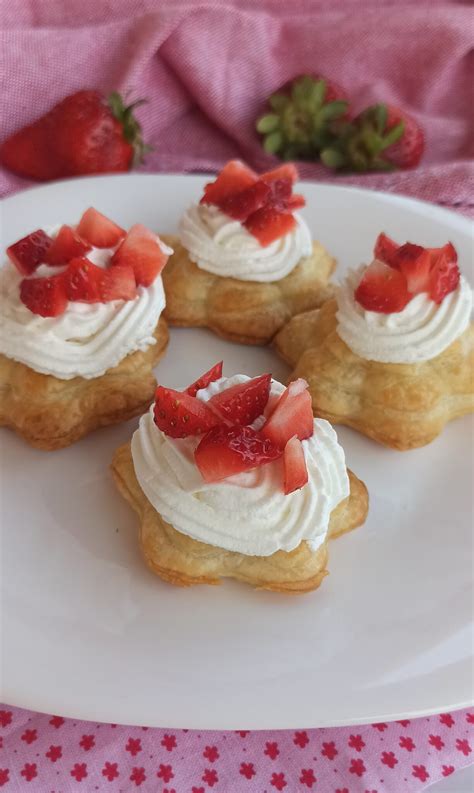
[0,2,473,791]
[0,1,473,213]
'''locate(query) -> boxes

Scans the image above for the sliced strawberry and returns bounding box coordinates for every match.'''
[194,424,281,483]
[111,224,169,286]
[100,265,137,301]
[262,379,314,449]
[20,273,67,317]
[201,160,257,206]
[283,436,308,495]
[45,225,91,265]
[208,374,271,426]
[428,243,460,303]
[265,177,292,211]
[154,387,219,439]
[6,230,52,275]
[76,207,125,248]
[286,193,306,211]
[185,362,223,397]
[374,232,399,267]
[218,180,271,221]
[260,163,298,184]
[64,257,103,302]
[244,207,296,246]
[394,243,431,295]
[355,260,410,313]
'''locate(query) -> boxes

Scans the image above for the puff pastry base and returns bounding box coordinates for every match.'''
[111,442,368,594]
[0,317,169,451]
[160,235,336,345]
[274,299,474,450]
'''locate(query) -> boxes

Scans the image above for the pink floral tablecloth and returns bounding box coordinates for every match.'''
[1,2,473,791]
[0,705,472,792]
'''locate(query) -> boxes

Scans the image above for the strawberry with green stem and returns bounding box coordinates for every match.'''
[256,75,349,161]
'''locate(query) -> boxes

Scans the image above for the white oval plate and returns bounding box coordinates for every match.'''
[1,175,473,729]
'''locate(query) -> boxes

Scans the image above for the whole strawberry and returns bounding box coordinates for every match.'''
[0,90,148,181]
[320,103,424,172]
[256,74,349,161]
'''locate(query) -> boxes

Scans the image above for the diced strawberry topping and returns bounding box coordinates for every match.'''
[283,436,308,495]
[76,207,125,248]
[262,379,314,449]
[100,265,137,301]
[111,224,169,286]
[394,243,432,295]
[194,424,281,483]
[260,164,298,184]
[218,181,271,221]
[286,193,306,211]
[63,257,104,302]
[154,387,219,439]
[373,232,399,267]
[209,374,271,426]
[185,362,223,397]
[244,207,296,247]
[45,225,91,265]
[355,260,410,313]
[201,161,257,206]
[20,273,67,317]
[428,243,460,303]
[7,230,52,275]
[265,178,293,211]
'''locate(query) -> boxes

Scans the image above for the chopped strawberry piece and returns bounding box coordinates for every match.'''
[260,164,298,184]
[244,207,296,246]
[64,257,103,302]
[209,374,271,426]
[7,230,52,275]
[154,387,218,439]
[100,265,137,301]
[111,224,169,286]
[286,193,306,211]
[201,161,257,206]
[218,181,271,221]
[374,232,399,267]
[195,424,281,483]
[45,225,91,265]
[76,207,125,248]
[428,243,460,303]
[283,436,308,495]
[265,177,293,211]
[394,244,432,295]
[185,362,223,397]
[20,273,67,317]
[355,260,410,313]
[262,379,314,449]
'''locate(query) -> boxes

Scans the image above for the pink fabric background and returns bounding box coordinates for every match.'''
[0,706,472,792]
[1,2,473,791]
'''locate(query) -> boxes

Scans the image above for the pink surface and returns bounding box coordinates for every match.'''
[0,706,472,792]
[0,1,473,214]
[1,2,473,791]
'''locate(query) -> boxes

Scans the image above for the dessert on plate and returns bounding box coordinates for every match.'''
[275,233,473,450]
[0,208,172,450]
[160,161,336,345]
[111,363,368,593]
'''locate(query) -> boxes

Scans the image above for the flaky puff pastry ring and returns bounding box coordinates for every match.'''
[111,442,368,594]
[0,317,169,450]
[274,300,474,450]
[160,235,335,346]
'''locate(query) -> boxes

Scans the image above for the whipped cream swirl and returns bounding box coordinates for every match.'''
[0,227,171,380]
[179,203,312,282]
[336,265,472,364]
[131,375,350,557]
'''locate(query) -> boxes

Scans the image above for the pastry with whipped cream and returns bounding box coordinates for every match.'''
[111,364,368,592]
[274,233,473,450]
[160,161,336,345]
[0,208,172,450]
